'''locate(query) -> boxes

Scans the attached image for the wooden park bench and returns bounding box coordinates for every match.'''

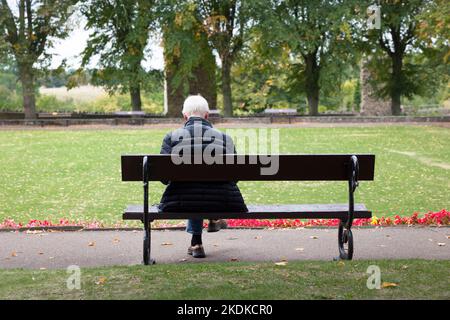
[121,154,375,265]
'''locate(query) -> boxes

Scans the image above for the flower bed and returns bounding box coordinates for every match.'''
[0,209,448,230]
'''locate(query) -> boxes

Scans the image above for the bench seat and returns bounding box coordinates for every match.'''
[123,204,371,221]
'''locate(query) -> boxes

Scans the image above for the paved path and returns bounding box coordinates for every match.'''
[0,227,449,269]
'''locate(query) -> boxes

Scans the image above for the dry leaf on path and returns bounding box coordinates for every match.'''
[11,251,17,257]
[88,241,95,247]
[230,258,239,262]
[310,236,318,239]
[295,248,304,251]
[437,243,446,246]
[161,242,173,246]
[275,261,288,266]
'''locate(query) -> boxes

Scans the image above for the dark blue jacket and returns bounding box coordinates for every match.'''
[158,117,248,213]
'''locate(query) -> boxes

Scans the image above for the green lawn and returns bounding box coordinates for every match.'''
[0,259,448,299]
[0,125,449,225]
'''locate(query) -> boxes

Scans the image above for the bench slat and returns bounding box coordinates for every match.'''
[121,154,375,182]
[123,204,371,221]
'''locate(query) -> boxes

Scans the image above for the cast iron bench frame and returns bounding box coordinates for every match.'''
[121,154,375,265]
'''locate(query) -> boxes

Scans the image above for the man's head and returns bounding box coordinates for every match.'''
[182,95,209,120]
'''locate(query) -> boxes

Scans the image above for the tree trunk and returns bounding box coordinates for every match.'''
[390,54,403,116]
[129,84,142,111]
[20,70,37,119]
[221,59,233,117]
[304,53,320,116]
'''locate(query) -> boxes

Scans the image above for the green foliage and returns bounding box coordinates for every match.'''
[80,0,155,98]
[251,0,359,115]
[361,0,448,114]
[0,0,77,117]
[161,1,211,94]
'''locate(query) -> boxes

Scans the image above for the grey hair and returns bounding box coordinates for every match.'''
[182,95,209,117]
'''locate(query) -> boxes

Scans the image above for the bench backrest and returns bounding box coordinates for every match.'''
[121,154,375,181]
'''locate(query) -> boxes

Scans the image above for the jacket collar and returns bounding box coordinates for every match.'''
[184,116,213,128]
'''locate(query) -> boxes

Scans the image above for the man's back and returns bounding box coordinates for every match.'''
[158,116,248,213]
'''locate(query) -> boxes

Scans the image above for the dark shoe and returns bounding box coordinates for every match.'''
[207,219,228,233]
[187,244,206,258]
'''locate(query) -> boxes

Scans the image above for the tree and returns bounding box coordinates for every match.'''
[81,0,155,111]
[365,0,438,115]
[196,0,249,116]
[254,0,356,115]
[160,1,217,117]
[0,0,76,119]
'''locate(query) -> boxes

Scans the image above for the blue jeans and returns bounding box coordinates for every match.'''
[186,219,203,235]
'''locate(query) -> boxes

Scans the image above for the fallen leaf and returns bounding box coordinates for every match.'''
[275,261,288,266]
[230,258,239,262]
[11,251,17,257]
[161,242,173,246]
[179,258,187,262]
[227,237,238,240]
[39,267,47,270]
[381,282,398,288]
[26,230,43,234]
[95,277,107,285]
[38,252,44,255]
[338,261,345,267]
[446,235,450,239]
[254,236,262,240]
[49,257,54,260]
[295,248,304,251]
[310,236,318,239]
[437,243,446,246]
[401,265,408,270]
[112,238,120,244]
[88,241,95,247]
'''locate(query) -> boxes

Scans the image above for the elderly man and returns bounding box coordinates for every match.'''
[158,95,248,258]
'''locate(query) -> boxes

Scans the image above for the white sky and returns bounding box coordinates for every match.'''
[48,22,165,71]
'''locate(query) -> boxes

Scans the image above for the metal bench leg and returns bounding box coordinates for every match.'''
[338,220,353,260]
[143,219,155,265]
[142,156,155,265]
[338,155,359,260]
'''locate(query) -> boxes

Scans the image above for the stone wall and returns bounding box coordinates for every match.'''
[360,59,392,116]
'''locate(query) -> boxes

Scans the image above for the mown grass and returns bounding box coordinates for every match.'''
[0,125,449,226]
[0,259,448,300]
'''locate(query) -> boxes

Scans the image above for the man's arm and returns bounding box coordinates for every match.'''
[160,132,172,185]
[160,132,172,155]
